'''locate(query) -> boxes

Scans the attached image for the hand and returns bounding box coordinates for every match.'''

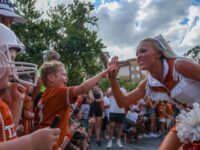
[30,127,60,150]
[107,56,121,79]
[24,110,35,119]
[10,83,26,102]
[88,117,96,125]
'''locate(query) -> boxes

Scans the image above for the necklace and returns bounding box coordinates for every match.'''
[0,112,6,141]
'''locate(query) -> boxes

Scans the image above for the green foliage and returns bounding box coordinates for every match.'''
[98,78,138,92]
[11,0,50,65]
[47,0,106,85]
[119,78,138,92]
[98,78,110,92]
[184,46,200,64]
[12,0,106,85]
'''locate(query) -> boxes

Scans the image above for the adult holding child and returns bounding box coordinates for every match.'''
[108,34,200,150]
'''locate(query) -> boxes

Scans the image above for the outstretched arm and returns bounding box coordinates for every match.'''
[73,61,118,96]
[175,59,200,81]
[108,56,146,108]
[109,78,146,107]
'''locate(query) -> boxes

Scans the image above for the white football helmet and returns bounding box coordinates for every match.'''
[0,23,38,86]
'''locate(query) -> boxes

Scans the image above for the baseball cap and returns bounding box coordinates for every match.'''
[0,0,26,23]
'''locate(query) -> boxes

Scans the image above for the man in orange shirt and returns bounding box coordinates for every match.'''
[34,60,116,149]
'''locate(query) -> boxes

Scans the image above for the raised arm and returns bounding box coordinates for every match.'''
[109,78,146,107]
[175,59,200,81]
[108,56,146,107]
[73,70,108,96]
[73,61,118,96]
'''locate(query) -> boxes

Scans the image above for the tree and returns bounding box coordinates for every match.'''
[12,0,52,65]
[98,78,138,92]
[119,78,138,92]
[12,0,106,85]
[98,78,110,92]
[47,0,106,85]
[184,46,200,64]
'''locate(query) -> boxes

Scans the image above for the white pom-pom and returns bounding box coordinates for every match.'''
[177,103,200,143]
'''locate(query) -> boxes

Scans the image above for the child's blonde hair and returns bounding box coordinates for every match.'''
[40,60,65,87]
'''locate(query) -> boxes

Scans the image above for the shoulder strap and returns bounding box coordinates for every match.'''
[150,58,178,95]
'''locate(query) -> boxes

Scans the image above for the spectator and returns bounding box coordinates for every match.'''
[158,101,167,135]
[124,105,144,144]
[107,83,127,149]
[81,94,90,129]
[87,85,103,146]
[0,0,25,27]
[102,88,111,139]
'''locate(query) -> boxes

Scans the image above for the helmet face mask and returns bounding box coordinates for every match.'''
[0,23,38,86]
[0,44,38,86]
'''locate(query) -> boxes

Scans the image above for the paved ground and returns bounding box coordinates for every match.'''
[89,136,164,150]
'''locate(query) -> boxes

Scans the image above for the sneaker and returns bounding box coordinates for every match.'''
[149,133,159,138]
[152,133,160,137]
[143,133,150,138]
[117,139,123,148]
[96,141,101,146]
[107,140,112,149]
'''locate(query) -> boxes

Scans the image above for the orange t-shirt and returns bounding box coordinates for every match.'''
[75,95,83,108]
[0,99,17,142]
[158,104,166,118]
[21,94,34,135]
[166,103,174,116]
[34,86,74,149]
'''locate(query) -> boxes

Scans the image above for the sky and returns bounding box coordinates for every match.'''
[36,0,200,61]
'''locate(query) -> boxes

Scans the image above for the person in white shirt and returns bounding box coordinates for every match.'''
[107,83,127,149]
[102,89,111,139]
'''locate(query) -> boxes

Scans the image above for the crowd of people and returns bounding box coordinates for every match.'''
[1,1,200,150]
[71,87,179,149]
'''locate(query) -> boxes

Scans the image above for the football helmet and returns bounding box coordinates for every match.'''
[0,23,38,86]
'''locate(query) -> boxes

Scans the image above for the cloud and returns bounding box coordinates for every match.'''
[95,0,140,50]
[35,0,200,60]
[94,0,200,60]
